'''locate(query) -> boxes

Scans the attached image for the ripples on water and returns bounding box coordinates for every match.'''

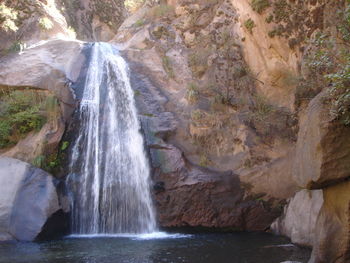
[0,232,310,263]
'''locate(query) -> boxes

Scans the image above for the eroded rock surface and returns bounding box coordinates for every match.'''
[130,64,279,231]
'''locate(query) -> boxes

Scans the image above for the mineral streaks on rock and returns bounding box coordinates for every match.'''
[0,157,60,241]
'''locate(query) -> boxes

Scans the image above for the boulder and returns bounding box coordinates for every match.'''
[272,182,350,263]
[0,157,61,241]
[271,189,324,247]
[154,163,279,231]
[309,181,350,263]
[0,39,85,90]
[293,92,350,189]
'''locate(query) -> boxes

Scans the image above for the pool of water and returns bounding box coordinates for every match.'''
[0,232,310,263]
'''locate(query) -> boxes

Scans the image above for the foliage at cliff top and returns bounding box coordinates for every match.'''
[0,90,47,148]
[125,0,144,12]
[306,2,350,126]
[0,3,18,32]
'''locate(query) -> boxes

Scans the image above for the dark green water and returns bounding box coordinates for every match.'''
[0,232,310,263]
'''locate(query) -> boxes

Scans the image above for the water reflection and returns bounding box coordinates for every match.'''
[0,233,310,263]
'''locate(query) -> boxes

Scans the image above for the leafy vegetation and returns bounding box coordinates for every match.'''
[67,26,77,38]
[301,3,350,126]
[38,17,54,30]
[251,0,270,14]
[0,90,49,148]
[162,55,174,78]
[0,3,18,32]
[244,19,255,34]
[188,48,212,77]
[199,153,211,167]
[125,0,145,13]
[186,83,200,104]
[133,19,145,28]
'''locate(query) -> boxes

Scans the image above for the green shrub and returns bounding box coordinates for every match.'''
[251,0,270,14]
[327,59,350,125]
[186,83,200,104]
[303,3,350,126]
[133,19,145,27]
[249,94,275,121]
[0,3,18,32]
[61,141,69,151]
[38,17,54,30]
[199,153,210,167]
[125,0,145,12]
[0,90,48,148]
[32,155,46,168]
[67,26,76,38]
[244,19,255,34]
[8,41,26,53]
[188,48,212,77]
[191,109,205,121]
[162,55,174,78]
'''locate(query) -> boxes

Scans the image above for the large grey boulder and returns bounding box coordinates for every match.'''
[0,157,60,241]
[271,189,323,247]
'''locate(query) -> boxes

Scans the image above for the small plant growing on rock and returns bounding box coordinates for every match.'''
[162,55,174,79]
[199,153,211,167]
[191,109,205,121]
[67,26,76,39]
[39,17,54,30]
[244,18,255,34]
[188,48,212,77]
[251,0,270,14]
[133,19,145,28]
[186,83,200,104]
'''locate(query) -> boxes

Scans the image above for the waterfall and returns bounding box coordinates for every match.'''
[67,42,156,235]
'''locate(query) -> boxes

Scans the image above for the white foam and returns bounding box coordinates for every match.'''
[66,232,191,240]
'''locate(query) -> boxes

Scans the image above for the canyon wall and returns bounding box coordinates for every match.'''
[0,1,349,262]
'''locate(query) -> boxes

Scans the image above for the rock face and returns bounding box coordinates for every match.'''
[272,92,350,262]
[58,0,126,41]
[118,1,349,262]
[0,39,86,163]
[0,157,61,241]
[293,91,350,189]
[130,65,280,231]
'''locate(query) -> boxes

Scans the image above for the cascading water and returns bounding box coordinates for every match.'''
[67,42,156,235]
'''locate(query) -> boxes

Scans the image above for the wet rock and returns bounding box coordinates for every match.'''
[0,157,62,241]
